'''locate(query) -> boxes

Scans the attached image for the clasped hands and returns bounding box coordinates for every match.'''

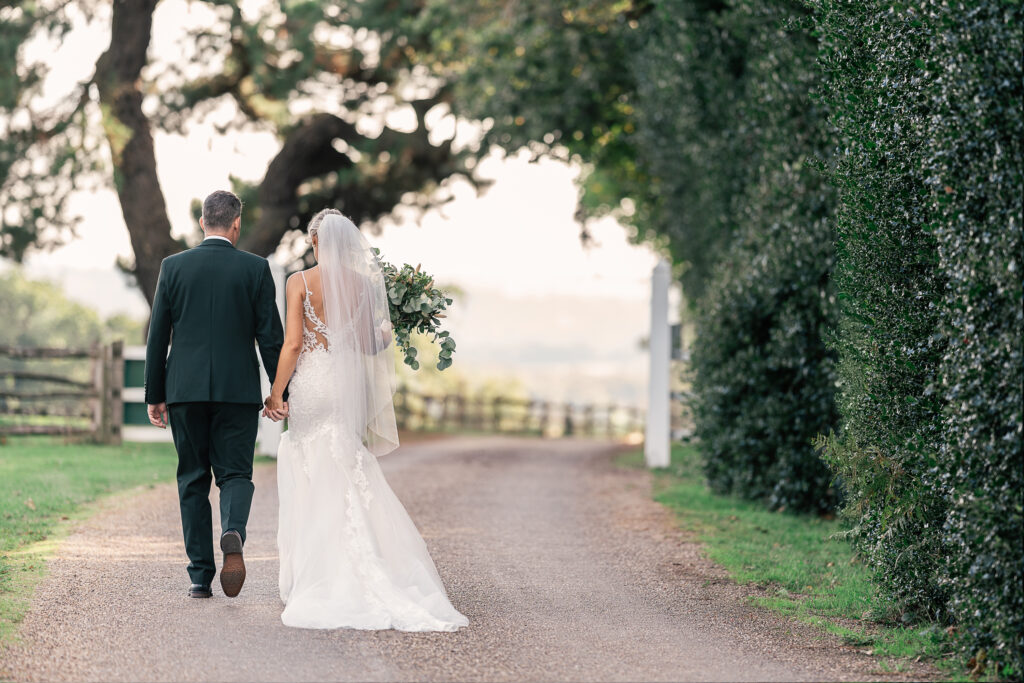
[263,393,289,422]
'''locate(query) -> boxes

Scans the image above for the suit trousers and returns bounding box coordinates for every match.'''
[168,401,259,586]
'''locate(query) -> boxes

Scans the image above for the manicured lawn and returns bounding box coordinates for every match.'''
[0,438,180,641]
[0,439,179,552]
[620,444,963,679]
[0,438,275,643]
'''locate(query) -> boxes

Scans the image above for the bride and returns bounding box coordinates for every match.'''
[263,209,468,632]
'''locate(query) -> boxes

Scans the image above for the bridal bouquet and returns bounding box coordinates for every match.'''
[375,249,456,371]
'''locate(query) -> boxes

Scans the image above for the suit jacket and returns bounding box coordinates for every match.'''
[144,239,284,406]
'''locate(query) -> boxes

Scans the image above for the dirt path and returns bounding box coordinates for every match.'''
[1,437,928,682]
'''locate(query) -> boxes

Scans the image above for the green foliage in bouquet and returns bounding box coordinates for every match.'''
[375,250,456,372]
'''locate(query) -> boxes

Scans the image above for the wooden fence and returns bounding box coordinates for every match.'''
[0,342,645,443]
[393,387,644,439]
[0,342,124,443]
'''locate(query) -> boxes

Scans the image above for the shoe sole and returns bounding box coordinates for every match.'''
[190,590,212,599]
[220,533,245,598]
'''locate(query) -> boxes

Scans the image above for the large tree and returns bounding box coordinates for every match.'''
[1,0,479,305]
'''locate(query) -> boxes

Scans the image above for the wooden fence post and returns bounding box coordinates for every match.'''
[456,394,467,430]
[109,340,124,445]
[97,341,125,445]
[98,344,113,444]
[424,395,435,431]
[492,396,503,433]
[474,396,485,431]
[91,344,104,441]
[439,395,450,433]
[394,386,405,430]
[538,401,549,437]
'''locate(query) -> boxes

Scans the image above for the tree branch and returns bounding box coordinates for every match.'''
[238,113,357,256]
[237,97,472,258]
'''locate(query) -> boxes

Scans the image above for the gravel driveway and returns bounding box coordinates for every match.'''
[1,436,932,681]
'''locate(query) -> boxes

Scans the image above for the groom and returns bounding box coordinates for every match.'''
[145,190,287,599]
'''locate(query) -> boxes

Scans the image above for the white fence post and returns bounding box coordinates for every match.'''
[257,257,286,457]
[645,259,671,468]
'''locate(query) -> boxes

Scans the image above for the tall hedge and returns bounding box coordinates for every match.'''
[815,0,950,620]
[628,2,753,300]
[436,3,1021,668]
[694,217,840,513]
[928,3,1023,671]
[815,0,1023,673]
[685,1,840,513]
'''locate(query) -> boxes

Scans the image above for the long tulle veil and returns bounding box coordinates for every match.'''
[316,214,399,456]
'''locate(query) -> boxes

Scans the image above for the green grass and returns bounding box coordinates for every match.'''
[0,437,275,643]
[0,438,180,641]
[620,444,965,679]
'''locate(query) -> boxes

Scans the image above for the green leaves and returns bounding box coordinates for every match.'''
[816,1,1023,673]
[388,283,407,303]
[377,254,457,372]
[683,0,841,516]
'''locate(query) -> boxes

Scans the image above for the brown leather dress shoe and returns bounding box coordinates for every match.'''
[219,530,245,598]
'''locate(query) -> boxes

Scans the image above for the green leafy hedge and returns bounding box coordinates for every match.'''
[814,0,951,622]
[815,0,1022,673]
[927,2,1023,672]
[686,2,840,514]
[694,218,840,514]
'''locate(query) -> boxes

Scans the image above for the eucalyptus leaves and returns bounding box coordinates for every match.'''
[375,249,456,371]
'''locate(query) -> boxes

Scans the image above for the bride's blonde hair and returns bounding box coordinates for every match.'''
[307,208,345,239]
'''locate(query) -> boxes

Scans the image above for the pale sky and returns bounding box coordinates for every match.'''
[11,0,668,406]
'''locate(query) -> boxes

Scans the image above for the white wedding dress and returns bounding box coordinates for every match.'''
[276,222,468,632]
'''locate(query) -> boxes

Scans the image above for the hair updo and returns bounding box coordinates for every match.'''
[308,208,344,239]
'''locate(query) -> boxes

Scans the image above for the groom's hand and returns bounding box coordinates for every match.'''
[147,402,168,429]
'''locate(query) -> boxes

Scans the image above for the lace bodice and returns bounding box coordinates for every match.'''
[299,271,330,354]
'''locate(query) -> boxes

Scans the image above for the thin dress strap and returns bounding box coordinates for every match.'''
[300,270,311,296]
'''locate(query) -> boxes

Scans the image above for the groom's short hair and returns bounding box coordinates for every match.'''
[202,190,242,230]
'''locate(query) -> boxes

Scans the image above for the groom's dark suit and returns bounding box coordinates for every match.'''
[144,237,284,586]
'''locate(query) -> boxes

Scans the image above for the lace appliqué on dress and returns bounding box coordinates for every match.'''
[299,271,331,354]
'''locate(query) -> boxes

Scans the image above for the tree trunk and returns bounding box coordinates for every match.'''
[95,0,180,306]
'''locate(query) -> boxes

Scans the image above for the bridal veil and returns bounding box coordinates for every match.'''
[315,214,399,457]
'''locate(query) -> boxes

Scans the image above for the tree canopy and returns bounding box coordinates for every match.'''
[418,0,769,301]
[1,0,483,304]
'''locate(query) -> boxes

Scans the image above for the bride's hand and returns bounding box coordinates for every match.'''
[379,320,393,347]
[264,394,288,421]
